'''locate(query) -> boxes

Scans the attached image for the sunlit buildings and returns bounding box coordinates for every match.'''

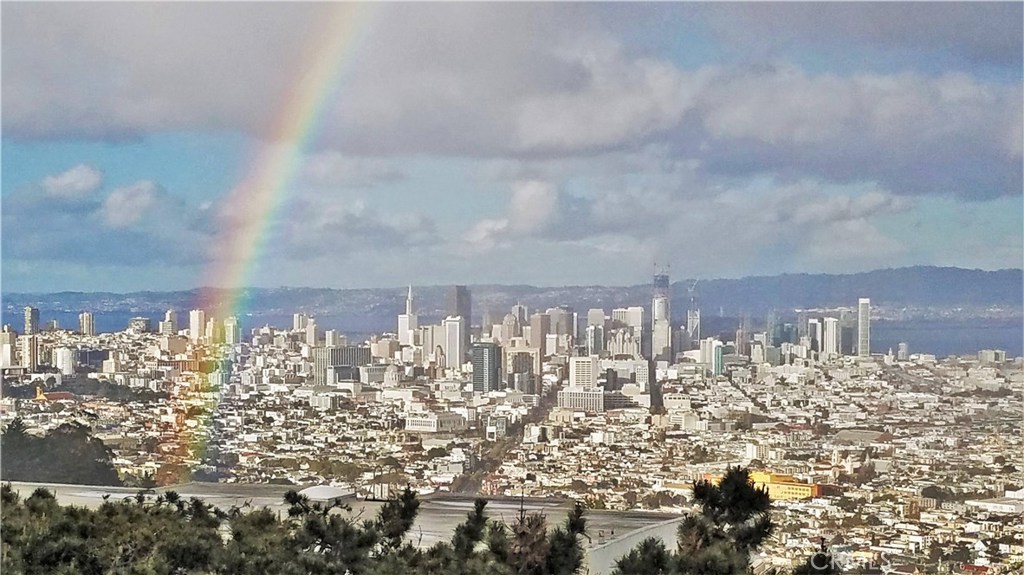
[189,309,206,343]
[78,311,95,336]
[822,317,840,357]
[442,316,464,370]
[858,298,871,357]
[652,272,672,361]
[569,355,599,388]
[23,306,39,336]
[224,316,241,345]
[397,286,418,346]
[158,309,177,336]
[54,347,77,375]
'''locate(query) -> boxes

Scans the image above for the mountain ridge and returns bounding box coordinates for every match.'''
[3,267,1021,324]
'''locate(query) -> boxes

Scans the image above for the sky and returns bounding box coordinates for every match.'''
[2,2,1022,293]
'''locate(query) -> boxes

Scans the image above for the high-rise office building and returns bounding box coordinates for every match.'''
[822,317,840,357]
[0,328,16,368]
[397,286,418,346]
[547,306,575,339]
[585,324,605,356]
[204,317,222,343]
[586,309,606,355]
[652,272,672,361]
[448,286,472,353]
[529,313,551,358]
[700,337,723,376]
[897,342,909,361]
[569,355,599,388]
[312,345,372,385]
[54,347,77,376]
[20,335,39,371]
[293,313,309,332]
[128,317,152,333]
[448,285,472,324]
[500,313,521,343]
[324,330,344,347]
[858,298,871,357]
[79,311,95,336]
[224,316,241,345]
[189,309,206,343]
[511,303,528,327]
[23,307,39,336]
[158,309,177,335]
[471,342,502,393]
[443,316,465,370]
[612,306,645,333]
[306,319,319,347]
[807,318,822,353]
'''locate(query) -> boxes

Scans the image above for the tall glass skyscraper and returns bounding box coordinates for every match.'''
[858,298,871,357]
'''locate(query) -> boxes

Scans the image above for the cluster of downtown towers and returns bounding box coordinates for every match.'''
[391,280,875,395]
[8,280,874,391]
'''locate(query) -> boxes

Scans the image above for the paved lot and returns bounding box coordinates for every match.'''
[7,482,684,574]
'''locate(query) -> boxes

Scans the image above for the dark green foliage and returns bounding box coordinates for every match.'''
[2,419,122,486]
[1,483,593,575]
[613,466,774,575]
[612,537,671,575]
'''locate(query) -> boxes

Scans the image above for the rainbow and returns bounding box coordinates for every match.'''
[201,3,375,308]
[159,4,377,485]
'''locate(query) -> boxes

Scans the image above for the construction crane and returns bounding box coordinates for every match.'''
[687,279,699,310]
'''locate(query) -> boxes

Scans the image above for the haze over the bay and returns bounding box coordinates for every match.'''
[2,3,1022,292]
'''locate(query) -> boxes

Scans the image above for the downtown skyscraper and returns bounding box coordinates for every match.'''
[652,271,672,361]
[858,298,871,357]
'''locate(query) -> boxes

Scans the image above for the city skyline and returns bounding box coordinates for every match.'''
[2,3,1022,293]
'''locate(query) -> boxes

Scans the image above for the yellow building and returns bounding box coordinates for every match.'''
[703,471,822,501]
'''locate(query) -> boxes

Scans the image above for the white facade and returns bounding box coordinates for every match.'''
[224,316,241,345]
[569,355,599,388]
[79,311,96,336]
[557,388,604,413]
[822,317,840,357]
[858,298,871,357]
[398,285,418,346]
[443,316,464,370]
[405,412,467,433]
[189,309,205,343]
[612,306,644,333]
[54,347,77,375]
[699,338,723,376]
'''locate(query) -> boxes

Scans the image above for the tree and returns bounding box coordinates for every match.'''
[546,501,588,575]
[612,537,671,575]
[615,466,774,575]
[2,420,121,486]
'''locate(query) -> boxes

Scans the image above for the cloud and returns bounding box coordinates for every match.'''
[40,164,104,198]
[6,3,1019,202]
[464,168,916,280]
[300,153,405,188]
[3,177,212,267]
[696,3,1023,68]
[683,66,1022,200]
[101,181,160,227]
[266,190,438,260]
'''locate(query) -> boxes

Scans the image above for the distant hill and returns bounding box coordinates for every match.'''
[3,266,1021,325]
